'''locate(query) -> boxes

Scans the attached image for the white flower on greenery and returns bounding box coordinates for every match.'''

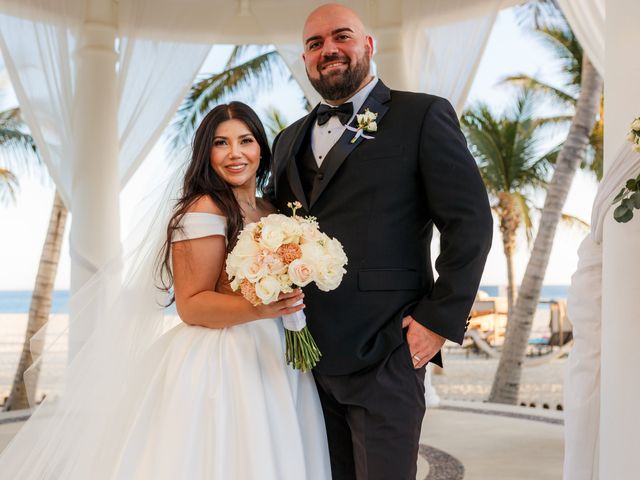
[356,109,378,130]
[255,275,282,304]
[288,259,315,287]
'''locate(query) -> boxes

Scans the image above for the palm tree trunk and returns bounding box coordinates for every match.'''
[498,193,519,317]
[4,190,68,411]
[488,56,603,404]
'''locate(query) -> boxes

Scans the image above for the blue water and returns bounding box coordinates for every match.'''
[0,286,569,314]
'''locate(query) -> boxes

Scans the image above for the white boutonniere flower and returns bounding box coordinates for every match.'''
[347,108,378,143]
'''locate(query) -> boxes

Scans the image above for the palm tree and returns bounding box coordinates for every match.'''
[489,3,603,404]
[501,22,603,179]
[461,90,554,317]
[0,107,68,410]
[0,108,36,202]
[170,45,308,152]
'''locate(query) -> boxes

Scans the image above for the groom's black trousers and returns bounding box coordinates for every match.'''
[313,339,427,480]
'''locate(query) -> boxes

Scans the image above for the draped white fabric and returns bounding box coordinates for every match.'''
[557,0,605,76]
[0,0,211,206]
[0,1,82,207]
[400,0,502,113]
[564,144,640,480]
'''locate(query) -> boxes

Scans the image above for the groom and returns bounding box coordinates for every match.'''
[267,4,493,479]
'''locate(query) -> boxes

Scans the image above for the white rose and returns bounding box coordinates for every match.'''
[366,121,377,132]
[300,241,327,266]
[299,221,321,243]
[229,276,242,292]
[324,238,348,266]
[314,262,345,292]
[288,259,315,287]
[254,275,282,304]
[240,258,268,283]
[260,223,286,250]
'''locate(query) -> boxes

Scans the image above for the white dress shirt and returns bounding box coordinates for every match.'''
[311,77,379,167]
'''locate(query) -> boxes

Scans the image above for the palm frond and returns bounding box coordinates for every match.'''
[0,107,41,177]
[262,106,289,145]
[500,74,576,107]
[169,48,286,153]
[514,0,563,29]
[0,167,18,205]
[514,191,535,246]
[536,25,582,89]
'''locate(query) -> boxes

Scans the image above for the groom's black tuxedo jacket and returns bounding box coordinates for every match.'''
[266,80,493,375]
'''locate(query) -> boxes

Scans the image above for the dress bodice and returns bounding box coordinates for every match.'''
[171,212,227,243]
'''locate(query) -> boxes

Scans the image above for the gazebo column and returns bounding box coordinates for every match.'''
[69,0,120,355]
[372,25,410,90]
[600,0,640,476]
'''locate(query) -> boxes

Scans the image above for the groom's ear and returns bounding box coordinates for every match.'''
[365,36,374,58]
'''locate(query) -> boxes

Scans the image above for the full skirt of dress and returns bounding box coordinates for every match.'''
[0,318,331,480]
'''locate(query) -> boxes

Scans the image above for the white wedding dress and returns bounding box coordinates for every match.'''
[0,213,331,480]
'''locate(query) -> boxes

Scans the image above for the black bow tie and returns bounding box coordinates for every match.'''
[316,102,354,126]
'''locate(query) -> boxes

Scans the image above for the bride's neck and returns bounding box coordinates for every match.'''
[233,184,257,210]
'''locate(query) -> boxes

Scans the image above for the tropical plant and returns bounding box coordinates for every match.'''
[0,107,68,410]
[489,2,603,404]
[462,90,554,317]
[169,45,308,153]
[503,11,604,179]
[0,108,36,203]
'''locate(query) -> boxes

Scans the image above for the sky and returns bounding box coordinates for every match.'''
[0,7,598,290]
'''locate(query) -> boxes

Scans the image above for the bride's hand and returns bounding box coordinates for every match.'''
[254,289,305,318]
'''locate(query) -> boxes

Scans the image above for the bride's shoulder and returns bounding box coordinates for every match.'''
[187,195,225,216]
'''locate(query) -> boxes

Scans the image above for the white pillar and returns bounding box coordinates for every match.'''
[69,0,120,355]
[600,0,640,477]
[372,25,410,91]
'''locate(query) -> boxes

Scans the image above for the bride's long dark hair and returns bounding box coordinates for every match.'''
[157,102,271,299]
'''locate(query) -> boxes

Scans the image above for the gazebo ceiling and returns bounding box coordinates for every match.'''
[1,0,524,44]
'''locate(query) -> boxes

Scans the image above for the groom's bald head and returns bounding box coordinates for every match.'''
[302,3,374,103]
[302,3,369,44]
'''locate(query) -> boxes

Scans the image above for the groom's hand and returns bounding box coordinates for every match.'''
[402,316,445,369]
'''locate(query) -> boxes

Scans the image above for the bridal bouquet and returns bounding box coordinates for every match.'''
[226,201,348,371]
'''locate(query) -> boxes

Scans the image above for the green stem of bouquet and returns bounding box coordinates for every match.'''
[285,327,322,372]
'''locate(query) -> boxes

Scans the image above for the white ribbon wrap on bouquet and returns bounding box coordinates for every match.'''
[282,300,307,332]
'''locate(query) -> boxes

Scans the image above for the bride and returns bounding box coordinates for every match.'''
[0,102,331,479]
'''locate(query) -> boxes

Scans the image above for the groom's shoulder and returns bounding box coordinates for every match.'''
[390,89,454,113]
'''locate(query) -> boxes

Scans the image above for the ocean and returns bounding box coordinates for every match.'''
[0,286,569,314]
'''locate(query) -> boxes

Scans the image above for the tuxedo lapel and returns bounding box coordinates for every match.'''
[284,104,319,212]
[309,81,391,209]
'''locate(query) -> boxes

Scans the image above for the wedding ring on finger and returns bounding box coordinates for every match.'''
[413,354,421,362]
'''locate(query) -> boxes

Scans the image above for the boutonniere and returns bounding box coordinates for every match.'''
[346,108,378,143]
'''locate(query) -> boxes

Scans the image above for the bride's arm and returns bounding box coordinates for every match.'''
[172,197,304,328]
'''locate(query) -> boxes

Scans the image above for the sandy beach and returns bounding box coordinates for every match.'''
[0,313,567,409]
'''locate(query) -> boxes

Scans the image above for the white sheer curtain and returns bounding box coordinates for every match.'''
[400,0,502,112]
[557,0,605,76]
[0,0,211,206]
[0,0,83,207]
[563,143,640,480]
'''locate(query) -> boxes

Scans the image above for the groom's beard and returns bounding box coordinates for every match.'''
[308,53,371,102]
